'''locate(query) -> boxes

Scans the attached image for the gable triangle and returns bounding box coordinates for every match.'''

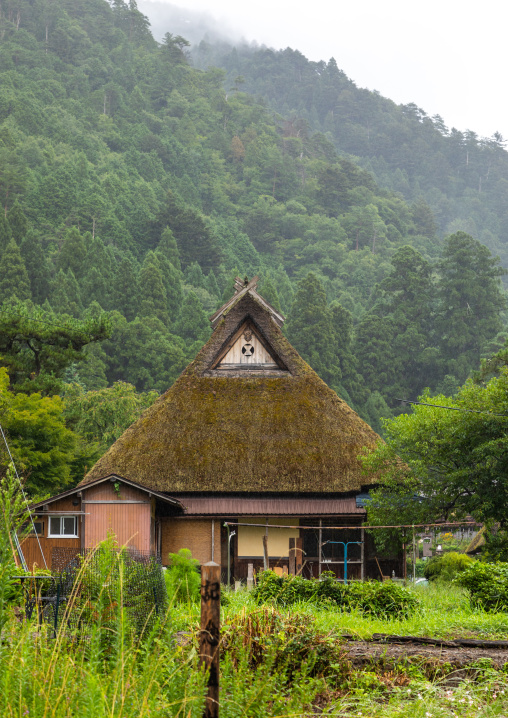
[210,320,288,372]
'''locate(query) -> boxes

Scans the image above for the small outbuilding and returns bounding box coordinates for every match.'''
[23,278,401,580]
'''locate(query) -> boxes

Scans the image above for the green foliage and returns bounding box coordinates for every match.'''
[63,380,158,453]
[0,367,79,494]
[165,548,201,603]
[252,570,419,618]
[423,552,474,582]
[0,464,31,631]
[0,239,31,303]
[455,561,508,611]
[0,301,111,394]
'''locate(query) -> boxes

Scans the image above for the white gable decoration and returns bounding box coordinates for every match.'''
[217,326,279,368]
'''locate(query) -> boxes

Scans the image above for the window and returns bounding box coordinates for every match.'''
[20,520,44,535]
[48,516,78,538]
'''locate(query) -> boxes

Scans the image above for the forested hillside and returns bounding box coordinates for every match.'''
[0,0,507,492]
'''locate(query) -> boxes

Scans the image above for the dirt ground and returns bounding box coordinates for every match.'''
[342,636,508,682]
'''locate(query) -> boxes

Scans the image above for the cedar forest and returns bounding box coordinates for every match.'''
[1,0,508,499]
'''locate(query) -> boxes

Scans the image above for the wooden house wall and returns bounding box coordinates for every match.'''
[83,483,151,552]
[21,497,81,571]
[161,518,221,566]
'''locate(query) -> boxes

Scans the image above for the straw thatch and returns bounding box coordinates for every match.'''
[81,289,381,494]
[465,526,485,554]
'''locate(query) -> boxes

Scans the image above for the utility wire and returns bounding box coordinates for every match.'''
[397,398,508,417]
[0,422,48,569]
[224,520,479,531]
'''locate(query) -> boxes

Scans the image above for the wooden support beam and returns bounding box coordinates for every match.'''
[295,537,303,575]
[200,561,220,718]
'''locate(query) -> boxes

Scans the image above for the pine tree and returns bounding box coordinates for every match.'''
[112,256,140,321]
[51,269,83,317]
[7,200,28,245]
[158,226,181,271]
[20,231,51,304]
[259,276,282,313]
[138,252,169,325]
[206,269,220,298]
[174,290,210,344]
[0,239,31,303]
[184,261,207,289]
[437,232,506,382]
[56,226,87,278]
[0,212,12,254]
[154,247,183,319]
[286,272,339,386]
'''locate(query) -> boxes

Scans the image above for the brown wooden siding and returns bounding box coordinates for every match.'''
[83,482,151,551]
[161,518,221,566]
[21,496,82,571]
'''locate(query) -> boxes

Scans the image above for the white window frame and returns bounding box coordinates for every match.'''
[48,516,78,538]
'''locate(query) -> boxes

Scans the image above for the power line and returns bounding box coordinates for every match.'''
[224,520,479,531]
[397,398,508,418]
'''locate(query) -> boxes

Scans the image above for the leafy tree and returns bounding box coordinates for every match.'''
[362,367,508,530]
[0,240,31,303]
[0,368,78,495]
[63,381,158,454]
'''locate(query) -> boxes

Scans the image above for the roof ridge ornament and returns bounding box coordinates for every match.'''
[209,275,284,329]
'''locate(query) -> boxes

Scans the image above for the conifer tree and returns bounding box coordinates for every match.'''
[51,269,83,317]
[0,213,12,254]
[174,290,210,344]
[0,239,31,303]
[20,231,51,304]
[259,276,282,313]
[286,272,339,386]
[158,227,181,271]
[139,252,169,325]
[7,200,28,245]
[184,261,207,289]
[155,246,183,319]
[206,269,220,298]
[56,226,87,278]
[112,256,140,321]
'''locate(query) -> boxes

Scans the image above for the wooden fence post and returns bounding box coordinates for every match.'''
[295,537,303,575]
[289,538,296,575]
[200,561,220,718]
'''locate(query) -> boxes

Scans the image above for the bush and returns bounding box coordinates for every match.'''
[252,570,419,618]
[424,552,474,582]
[165,548,201,603]
[454,561,508,611]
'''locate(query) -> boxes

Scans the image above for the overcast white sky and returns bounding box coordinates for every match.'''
[142,0,508,140]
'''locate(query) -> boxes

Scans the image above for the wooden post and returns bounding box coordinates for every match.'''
[262,534,269,571]
[247,563,254,590]
[295,537,303,575]
[289,537,296,575]
[200,562,220,718]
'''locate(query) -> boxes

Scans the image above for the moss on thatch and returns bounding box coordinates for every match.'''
[465,526,485,554]
[82,290,381,494]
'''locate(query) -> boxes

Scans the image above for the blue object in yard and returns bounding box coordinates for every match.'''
[325,541,363,584]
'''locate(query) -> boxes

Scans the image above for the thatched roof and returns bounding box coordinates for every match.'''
[81,284,381,494]
[465,526,485,554]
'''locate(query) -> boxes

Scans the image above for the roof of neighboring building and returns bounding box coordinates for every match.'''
[81,283,381,494]
[174,494,366,516]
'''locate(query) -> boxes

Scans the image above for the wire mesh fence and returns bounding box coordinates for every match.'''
[28,545,167,637]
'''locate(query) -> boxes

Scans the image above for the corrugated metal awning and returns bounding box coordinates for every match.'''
[177,496,365,516]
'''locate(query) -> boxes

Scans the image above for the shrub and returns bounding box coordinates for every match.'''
[165,548,201,603]
[252,570,419,618]
[454,561,508,611]
[424,551,474,582]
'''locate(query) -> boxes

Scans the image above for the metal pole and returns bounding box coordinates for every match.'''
[344,542,348,585]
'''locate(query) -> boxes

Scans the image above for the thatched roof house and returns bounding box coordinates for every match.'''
[24,278,397,580]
